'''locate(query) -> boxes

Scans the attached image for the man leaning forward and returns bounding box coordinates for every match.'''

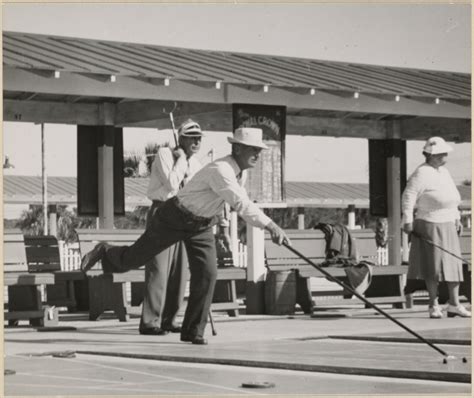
[81,127,291,345]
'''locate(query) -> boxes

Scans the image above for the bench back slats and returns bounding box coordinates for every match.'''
[3,229,28,272]
[76,228,237,270]
[24,235,62,272]
[76,229,146,271]
[265,229,379,267]
[76,229,145,255]
[266,228,471,270]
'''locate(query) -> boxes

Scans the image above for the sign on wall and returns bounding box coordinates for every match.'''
[232,104,286,203]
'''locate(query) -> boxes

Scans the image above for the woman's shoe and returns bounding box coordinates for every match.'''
[446,304,471,318]
[429,305,443,319]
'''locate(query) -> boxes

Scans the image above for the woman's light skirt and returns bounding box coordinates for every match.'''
[408,219,463,282]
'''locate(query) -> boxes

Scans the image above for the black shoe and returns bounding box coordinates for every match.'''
[162,324,182,333]
[139,327,169,336]
[180,335,208,345]
[80,243,107,273]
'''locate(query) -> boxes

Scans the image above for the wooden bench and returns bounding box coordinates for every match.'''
[404,229,471,306]
[24,235,85,312]
[76,229,246,321]
[3,230,58,326]
[265,229,407,314]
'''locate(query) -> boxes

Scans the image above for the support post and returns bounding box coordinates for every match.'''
[230,211,239,264]
[347,204,356,229]
[98,127,115,229]
[402,231,409,263]
[297,207,305,230]
[246,224,266,314]
[386,135,403,267]
[48,204,57,237]
[41,123,48,235]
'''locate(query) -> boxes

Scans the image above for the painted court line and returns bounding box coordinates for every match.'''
[6,379,202,395]
[10,370,133,386]
[68,355,264,395]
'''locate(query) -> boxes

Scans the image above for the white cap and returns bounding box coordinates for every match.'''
[178,119,203,137]
[227,127,268,149]
[422,137,453,155]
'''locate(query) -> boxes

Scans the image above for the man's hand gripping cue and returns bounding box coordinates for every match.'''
[265,221,291,246]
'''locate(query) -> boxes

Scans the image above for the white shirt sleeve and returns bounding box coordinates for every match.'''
[401,168,424,224]
[208,165,272,229]
[152,148,188,194]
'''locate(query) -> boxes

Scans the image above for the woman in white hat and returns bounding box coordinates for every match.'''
[402,137,470,319]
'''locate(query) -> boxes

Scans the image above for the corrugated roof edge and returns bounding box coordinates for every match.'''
[3,30,470,77]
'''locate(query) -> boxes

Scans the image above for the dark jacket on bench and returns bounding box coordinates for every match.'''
[314,223,372,294]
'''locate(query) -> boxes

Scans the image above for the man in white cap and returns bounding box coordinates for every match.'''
[81,127,290,344]
[139,119,203,336]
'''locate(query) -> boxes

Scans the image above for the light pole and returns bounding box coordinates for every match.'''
[41,123,48,235]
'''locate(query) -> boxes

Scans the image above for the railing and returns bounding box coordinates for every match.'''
[236,242,248,268]
[58,241,81,271]
[377,247,388,265]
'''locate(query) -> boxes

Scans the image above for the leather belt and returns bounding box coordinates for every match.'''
[171,196,213,224]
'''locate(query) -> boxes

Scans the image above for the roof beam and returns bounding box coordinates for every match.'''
[400,117,471,142]
[4,66,470,119]
[5,98,469,142]
[115,100,228,126]
[3,99,101,125]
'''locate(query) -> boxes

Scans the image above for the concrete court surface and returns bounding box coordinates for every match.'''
[3,304,472,396]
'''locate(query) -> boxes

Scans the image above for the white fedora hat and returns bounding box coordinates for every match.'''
[227,127,268,149]
[423,136,453,155]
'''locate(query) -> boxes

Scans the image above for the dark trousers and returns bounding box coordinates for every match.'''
[103,198,218,337]
[139,201,189,330]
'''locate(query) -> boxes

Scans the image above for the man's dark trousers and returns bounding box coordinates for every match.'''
[139,201,189,331]
[103,198,217,338]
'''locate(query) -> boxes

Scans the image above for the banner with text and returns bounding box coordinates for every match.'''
[232,104,286,203]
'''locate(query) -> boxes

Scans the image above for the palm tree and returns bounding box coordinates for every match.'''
[123,152,142,178]
[57,206,96,242]
[17,206,44,236]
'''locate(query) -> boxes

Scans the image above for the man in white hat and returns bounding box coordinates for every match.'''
[139,119,203,336]
[81,127,290,345]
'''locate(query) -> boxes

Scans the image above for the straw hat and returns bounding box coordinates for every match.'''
[227,127,268,149]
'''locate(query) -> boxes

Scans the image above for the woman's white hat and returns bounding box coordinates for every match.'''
[423,136,453,155]
[227,127,269,149]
